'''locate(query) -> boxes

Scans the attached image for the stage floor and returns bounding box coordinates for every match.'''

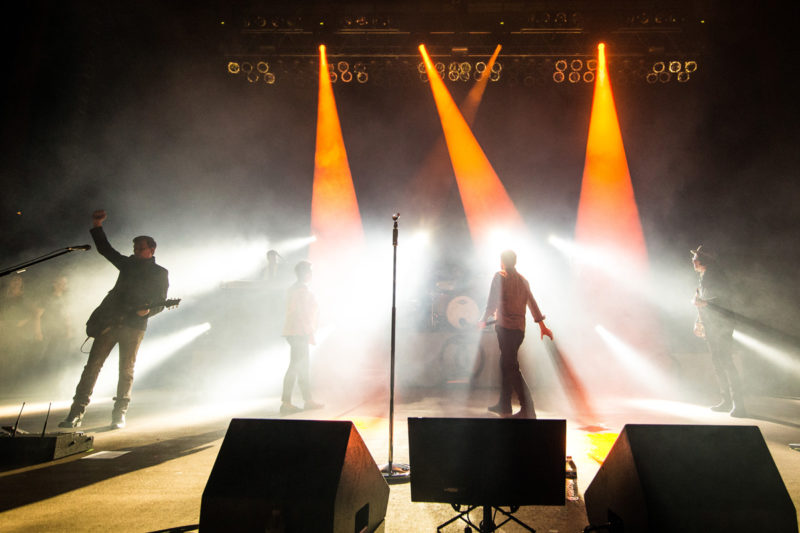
[1,385,799,532]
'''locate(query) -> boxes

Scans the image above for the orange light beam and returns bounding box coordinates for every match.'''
[310,44,364,265]
[573,44,663,374]
[575,42,647,272]
[418,44,524,247]
[462,44,502,124]
[406,45,503,224]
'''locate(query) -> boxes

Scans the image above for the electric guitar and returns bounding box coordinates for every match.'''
[86,298,181,338]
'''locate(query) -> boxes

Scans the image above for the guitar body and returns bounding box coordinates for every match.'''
[85,302,115,338]
[85,298,181,338]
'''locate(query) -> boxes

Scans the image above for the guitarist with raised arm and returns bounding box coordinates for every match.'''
[59,210,169,430]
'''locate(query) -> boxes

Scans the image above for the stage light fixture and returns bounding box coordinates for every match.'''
[460,62,471,73]
[685,60,698,72]
[241,61,254,73]
[652,61,665,73]
[555,12,568,26]
[337,61,349,73]
[555,59,567,72]
[459,71,469,82]
[491,62,502,73]
[435,62,445,73]
[246,71,259,83]
[534,11,551,26]
[341,70,353,82]
[646,72,658,84]
[475,61,486,73]
[329,71,338,83]
[256,61,269,74]
[357,71,368,83]
[677,71,689,83]
[419,72,429,83]
[668,61,681,73]
[264,72,276,84]
[568,71,581,83]
[417,62,426,73]
[448,70,459,81]
[490,71,501,82]
[227,61,240,74]
[255,15,267,28]
[570,59,583,71]
[587,59,597,71]
[583,71,595,83]
[353,62,367,73]
[553,71,565,83]
[658,71,671,83]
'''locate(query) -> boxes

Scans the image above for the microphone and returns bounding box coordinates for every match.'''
[67,245,92,251]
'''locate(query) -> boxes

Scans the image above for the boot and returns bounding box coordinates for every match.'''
[488,403,512,416]
[111,408,126,429]
[58,406,84,429]
[730,396,748,418]
[512,407,537,419]
[710,395,732,412]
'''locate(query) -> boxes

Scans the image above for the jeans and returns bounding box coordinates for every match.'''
[495,326,534,412]
[71,325,144,415]
[282,335,312,404]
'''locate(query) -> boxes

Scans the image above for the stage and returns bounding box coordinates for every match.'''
[1,380,799,532]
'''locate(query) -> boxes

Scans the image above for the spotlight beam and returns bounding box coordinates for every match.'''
[418,44,525,247]
[575,43,647,273]
[310,44,364,266]
[405,45,503,223]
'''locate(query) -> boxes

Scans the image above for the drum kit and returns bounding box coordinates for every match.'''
[414,266,500,385]
[430,279,481,331]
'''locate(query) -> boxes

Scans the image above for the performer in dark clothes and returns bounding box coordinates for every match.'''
[692,245,747,418]
[59,210,169,429]
[479,250,553,419]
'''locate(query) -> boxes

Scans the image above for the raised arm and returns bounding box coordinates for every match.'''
[89,210,127,270]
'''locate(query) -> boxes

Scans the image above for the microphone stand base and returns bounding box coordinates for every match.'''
[379,462,411,484]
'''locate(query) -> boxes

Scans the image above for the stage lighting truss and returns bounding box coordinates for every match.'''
[225,54,697,88]
[226,59,279,85]
[646,58,698,83]
[528,11,582,29]
[551,56,596,84]
[416,59,501,84]
[624,10,683,27]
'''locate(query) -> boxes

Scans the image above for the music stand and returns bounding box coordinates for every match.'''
[408,417,566,532]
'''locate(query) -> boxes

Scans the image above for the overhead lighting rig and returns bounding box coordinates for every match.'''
[220,1,705,87]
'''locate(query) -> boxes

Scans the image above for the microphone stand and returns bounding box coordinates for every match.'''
[0,246,92,278]
[380,213,410,484]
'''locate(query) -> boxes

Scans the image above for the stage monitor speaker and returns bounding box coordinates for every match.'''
[408,417,566,506]
[584,424,798,533]
[200,419,389,533]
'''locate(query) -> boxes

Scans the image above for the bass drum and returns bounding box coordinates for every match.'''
[445,295,480,330]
